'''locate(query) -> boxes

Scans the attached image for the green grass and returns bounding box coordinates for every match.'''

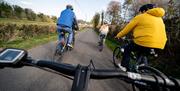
[105,37,120,51]
[0,33,57,49]
[0,18,55,25]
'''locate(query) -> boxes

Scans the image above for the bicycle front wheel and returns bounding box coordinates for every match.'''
[98,39,103,52]
[113,47,123,68]
[53,42,63,61]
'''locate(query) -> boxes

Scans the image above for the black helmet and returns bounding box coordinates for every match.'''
[139,4,156,12]
[66,4,73,10]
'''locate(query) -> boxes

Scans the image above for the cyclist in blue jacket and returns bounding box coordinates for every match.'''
[57,5,78,48]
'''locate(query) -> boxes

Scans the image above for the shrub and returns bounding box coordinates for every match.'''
[0,23,56,41]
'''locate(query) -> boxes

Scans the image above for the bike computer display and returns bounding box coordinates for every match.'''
[0,48,27,64]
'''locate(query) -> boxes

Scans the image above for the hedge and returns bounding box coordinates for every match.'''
[0,23,56,42]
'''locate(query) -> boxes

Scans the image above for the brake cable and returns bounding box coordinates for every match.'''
[151,74,161,90]
[88,59,96,69]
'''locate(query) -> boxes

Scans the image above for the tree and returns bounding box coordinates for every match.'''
[105,1,124,37]
[122,0,169,20]
[37,13,53,22]
[13,5,24,19]
[51,16,57,23]
[106,1,121,25]
[25,8,36,21]
[92,12,100,30]
[37,13,46,22]
[0,1,13,18]
[0,0,57,23]
[122,0,144,20]
[78,19,87,24]
[100,11,104,25]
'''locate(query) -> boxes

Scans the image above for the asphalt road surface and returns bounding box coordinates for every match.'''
[0,28,132,91]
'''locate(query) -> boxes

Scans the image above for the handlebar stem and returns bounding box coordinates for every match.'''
[71,65,91,91]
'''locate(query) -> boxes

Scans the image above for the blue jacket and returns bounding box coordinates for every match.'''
[57,9,75,28]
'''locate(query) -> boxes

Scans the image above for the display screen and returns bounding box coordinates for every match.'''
[0,49,22,62]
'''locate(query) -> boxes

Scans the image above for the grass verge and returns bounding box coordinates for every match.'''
[0,33,57,49]
[105,37,120,51]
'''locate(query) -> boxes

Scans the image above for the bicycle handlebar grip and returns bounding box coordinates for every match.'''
[36,60,76,76]
[175,79,180,88]
[169,77,180,90]
[91,69,127,79]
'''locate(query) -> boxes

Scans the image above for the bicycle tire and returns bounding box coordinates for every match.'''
[53,42,63,61]
[98,45,103,52]
[72,34,75,46]
[98,40,103,52]
[113,47,123,68]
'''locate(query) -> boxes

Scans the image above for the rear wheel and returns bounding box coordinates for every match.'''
[113,47,123,68]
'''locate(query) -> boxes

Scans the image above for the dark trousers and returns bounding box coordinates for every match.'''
[121,42,155,70]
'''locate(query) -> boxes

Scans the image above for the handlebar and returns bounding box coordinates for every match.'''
[23,58,180,91]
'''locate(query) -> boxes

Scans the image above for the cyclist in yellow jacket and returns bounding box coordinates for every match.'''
[115,4,167,71]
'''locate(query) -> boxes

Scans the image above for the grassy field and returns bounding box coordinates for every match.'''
[0,18,55,25]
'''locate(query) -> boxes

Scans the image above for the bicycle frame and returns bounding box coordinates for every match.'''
[55,31,69,55]
[113,40,150,72]
[53,30,75,61]
[60,32,68,52]
[59,29,75,53]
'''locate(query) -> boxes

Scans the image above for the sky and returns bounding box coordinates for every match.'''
[4,0,121,22]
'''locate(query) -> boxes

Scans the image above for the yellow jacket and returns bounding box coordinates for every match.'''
[116,8,167,49]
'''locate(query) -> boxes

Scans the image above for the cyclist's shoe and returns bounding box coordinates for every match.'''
[67,44,73,49]
[118,63,127,71]
[139,63,146,67]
